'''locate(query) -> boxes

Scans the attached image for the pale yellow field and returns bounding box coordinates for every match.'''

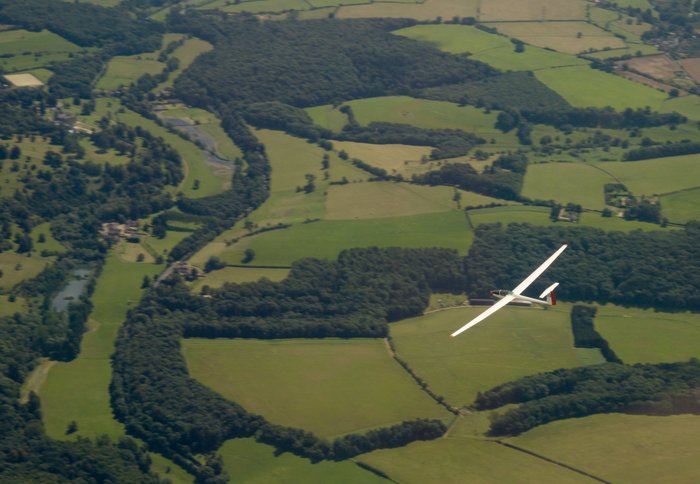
[337,0,478,20]
[3,72,43,87]
[331,140,434,177]
[492,21,626,54]
[479,0,586,21]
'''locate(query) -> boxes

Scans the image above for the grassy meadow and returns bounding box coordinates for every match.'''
[39,251,161,440]
[522,162,612,209]
[330,140,435,177]
[594,304,700,364]
[0,294,27,318]
[220,438,386,484]
[602,154,700,196]
[217,210,472,267]
[0,29,81,56]
[155,37,213,91]
[325,182,501,219]
[660,188,700,223]
[204,0,310,13]
[358,428,591,483]
[389,303,604,407]
[95,56,165,91]
[191,266,289,291]
[535,65,668,110]
[395,24,587,71]
[509,414,700,483]
[0,251,53,291]
[492,21,625,54]
[182,338,452,438]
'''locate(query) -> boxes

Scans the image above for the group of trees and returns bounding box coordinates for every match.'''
[111,247,462,474]
[570,305,621,363]
[465,222,700,310]
[475,359,700,436]
[413,153,527,200]
[170,14,495,108]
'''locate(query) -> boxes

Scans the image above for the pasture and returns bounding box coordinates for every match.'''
[594,304,700,364]
[491,22,625,54]
[191,266,289,291]
[0,29,81,55]
[220,438,385,484]
[39,253,160,440]
[0,251,52,291]
[660,188,700,223]
[467,205,666,232]
[217,210,472,266]
[337,0,477,21]
[330,140,434,177]
[535,65,668,110]
[394,24,587,71]
[305,104,348,131]
[602,154,700,196]
[389,303,604,406]
[522,162,612,209]
[182,338,451,438]
[155,37,212,91]
[30,222,65,254]
[660,94,700,122]
[206,0,310,13]
[325,182,500,219]
[509,414,700,483]
[0,294,26,318]
[95,56,164,91]
[358,428,590,483]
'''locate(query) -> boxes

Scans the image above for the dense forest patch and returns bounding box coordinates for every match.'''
[170,13,495,108]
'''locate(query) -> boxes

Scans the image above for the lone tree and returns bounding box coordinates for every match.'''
[242,248,256,264]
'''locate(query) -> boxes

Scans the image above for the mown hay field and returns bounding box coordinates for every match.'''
[217,210,472,266]
[394,24,587,71]
[182,338,452,438]
[508,414,700,483]
[492,21,626,54]
[594,304,700,364]
[535,65,668,110]
[330,140,434,177]
[389,304,604,406]
[220,438,385,484]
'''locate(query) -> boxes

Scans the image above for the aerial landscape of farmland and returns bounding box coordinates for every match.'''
[2,0,700,482]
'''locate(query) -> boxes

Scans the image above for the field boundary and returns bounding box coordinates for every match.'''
[495,440,611,483]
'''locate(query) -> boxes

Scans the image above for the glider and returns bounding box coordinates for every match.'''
[451,244,568,337]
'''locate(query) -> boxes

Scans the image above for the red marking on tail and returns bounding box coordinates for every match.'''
[551,290,557,305]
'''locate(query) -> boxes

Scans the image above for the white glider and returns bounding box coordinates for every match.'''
[451,244,568,337]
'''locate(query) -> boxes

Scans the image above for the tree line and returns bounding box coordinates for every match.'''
[570,305,621,363]
[474,359,700,436]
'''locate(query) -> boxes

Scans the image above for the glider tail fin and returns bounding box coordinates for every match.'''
[538,282,560,306]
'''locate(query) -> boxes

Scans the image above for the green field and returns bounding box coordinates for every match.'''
[156,37,212,91]
[39,251,161,440]
[535,66,668,110]
[467,205,666,232]
[305,104,348,131]
[492,21,625,54]
[183,338,451,438]
[0,294,26,318]
[0,251,53,291]
[191,266,289,291]
[220,438,386,484]
[395,24,587,71]
[330,140,435,178]
[0,29,81,55]
[217,210,472,266]
[602,154,700,196]
[95,56,165,91]
[359,427,590,483]
[390,304,604,406]
[522,162,612,209]
[325,182,499,219]
[660,94,700,122]
[311,96,518,150]
[594,304,700,364]
[509,414,700,483]
[337,0,477,21]
[204,0,310,13]
[660,188,700,223]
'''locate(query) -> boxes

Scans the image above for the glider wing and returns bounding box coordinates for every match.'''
[450,294,516,337]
